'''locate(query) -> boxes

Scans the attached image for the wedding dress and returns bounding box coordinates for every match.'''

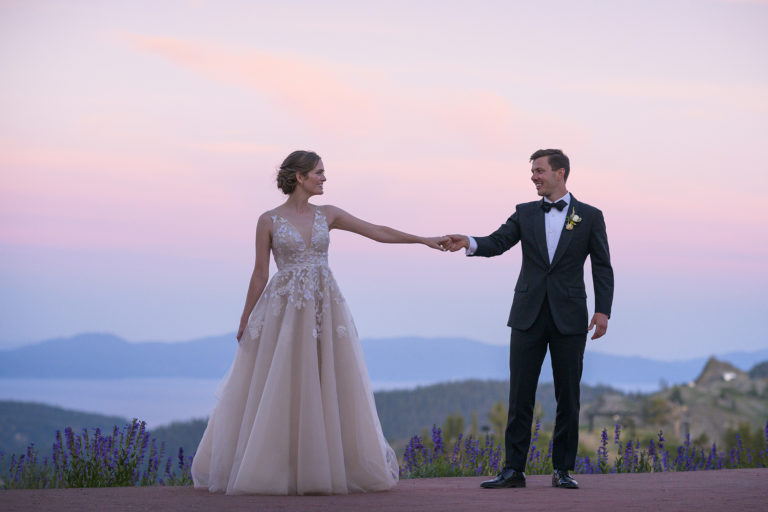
[191,207,399,495]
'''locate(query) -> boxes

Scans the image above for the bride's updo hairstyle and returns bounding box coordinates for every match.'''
[277,150,321,195]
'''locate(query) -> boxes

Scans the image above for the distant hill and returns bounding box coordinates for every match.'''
[2,332,768,390]
[0,401,128,456]
[582,356,768,447]
[0,333,237,379]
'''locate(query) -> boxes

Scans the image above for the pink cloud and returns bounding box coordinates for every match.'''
[116,32,583,154]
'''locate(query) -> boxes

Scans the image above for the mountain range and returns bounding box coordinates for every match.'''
[2,332,767,390]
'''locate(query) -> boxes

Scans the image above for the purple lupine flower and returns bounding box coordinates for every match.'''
[764,420,768,457]
[431,425,443,456]
[65,427,75,455]
[706,442,717,470]
[614,424,621,443]
[126,420,139,453]
[488,443,501,474]
[73,436,81,458]
[453,433,463,460]
[527,421,541,463]
[624,440,633,472]
[596,427,608,472]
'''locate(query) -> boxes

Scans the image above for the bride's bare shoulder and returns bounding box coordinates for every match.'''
[317,204,345,223]
[259,209,277,220]
[256,209,280,231]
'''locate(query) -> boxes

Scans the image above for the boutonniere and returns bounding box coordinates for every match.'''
[565,207,582,231]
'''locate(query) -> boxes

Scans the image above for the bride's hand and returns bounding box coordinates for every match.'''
[423,236,451,251]
[236,321,247,342]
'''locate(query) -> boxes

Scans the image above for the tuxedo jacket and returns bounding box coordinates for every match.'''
[472,195,614,335]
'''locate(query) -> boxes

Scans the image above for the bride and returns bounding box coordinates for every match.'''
[191,150,448,495]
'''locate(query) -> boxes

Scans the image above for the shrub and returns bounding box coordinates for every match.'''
[400,420,768,478]
[0,419,193,489]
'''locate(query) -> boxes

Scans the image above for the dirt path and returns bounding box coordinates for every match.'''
[2,469,766,512]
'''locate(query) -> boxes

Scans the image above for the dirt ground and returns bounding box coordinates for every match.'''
[2,469,766,512]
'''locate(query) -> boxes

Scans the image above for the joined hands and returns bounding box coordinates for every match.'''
[443,234,470,252]
[424,234,469,252]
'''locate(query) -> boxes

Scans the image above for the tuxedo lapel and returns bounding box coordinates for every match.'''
[550,195,579,269]
[532,201,549,265]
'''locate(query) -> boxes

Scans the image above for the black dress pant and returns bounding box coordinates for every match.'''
[504,298,587,471]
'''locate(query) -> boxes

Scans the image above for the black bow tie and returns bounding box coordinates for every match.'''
[541,199,567,213]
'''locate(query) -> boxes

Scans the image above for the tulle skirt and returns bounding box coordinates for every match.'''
[191,266,399,495]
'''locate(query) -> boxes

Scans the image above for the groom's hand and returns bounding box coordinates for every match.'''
[588,312,609,340]
[445,234,469,252]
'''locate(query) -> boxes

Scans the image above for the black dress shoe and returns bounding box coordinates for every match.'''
[552,469,579,489]
[480,468,526,488]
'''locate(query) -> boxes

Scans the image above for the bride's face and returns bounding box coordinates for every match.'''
[298,160,326,196]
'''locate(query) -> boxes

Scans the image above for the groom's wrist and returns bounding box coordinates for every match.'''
[466,236,478,255]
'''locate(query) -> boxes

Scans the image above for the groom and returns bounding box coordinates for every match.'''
[446,149,614,489]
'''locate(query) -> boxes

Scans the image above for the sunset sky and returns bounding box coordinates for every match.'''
[1,0,767,360]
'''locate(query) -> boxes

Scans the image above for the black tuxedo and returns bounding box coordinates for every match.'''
[472,194,613,471]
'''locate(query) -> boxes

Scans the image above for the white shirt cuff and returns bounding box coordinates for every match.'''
[466,236,477,256]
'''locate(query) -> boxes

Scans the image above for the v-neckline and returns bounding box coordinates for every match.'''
[275,208,318,251]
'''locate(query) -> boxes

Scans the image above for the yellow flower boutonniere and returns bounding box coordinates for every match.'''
[565,207,582,231]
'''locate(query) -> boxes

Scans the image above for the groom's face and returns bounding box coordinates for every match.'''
[530,156,565,199]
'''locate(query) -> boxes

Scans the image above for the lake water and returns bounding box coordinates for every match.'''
[0,378,428,428]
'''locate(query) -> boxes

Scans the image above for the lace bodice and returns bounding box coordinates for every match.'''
[270,208,329,271]
[247,206,342,332]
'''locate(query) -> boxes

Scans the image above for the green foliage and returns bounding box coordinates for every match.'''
[469,412,479,438]
[723,422,766,454]
[641,396,672,425]
[488,400,507,439]
[668,387,684,405]
[442,412,465,443]
[692,432,710,448]
[0,443,55,489]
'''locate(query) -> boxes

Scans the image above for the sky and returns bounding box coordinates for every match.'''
[1,0,767,360]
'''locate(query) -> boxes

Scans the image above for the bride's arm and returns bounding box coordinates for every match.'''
[324,205,448,250]
[237,213,272,342]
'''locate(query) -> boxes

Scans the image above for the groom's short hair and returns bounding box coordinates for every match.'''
[530,149,570,182]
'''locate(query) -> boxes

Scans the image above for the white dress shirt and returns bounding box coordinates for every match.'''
[466,193,571,263]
